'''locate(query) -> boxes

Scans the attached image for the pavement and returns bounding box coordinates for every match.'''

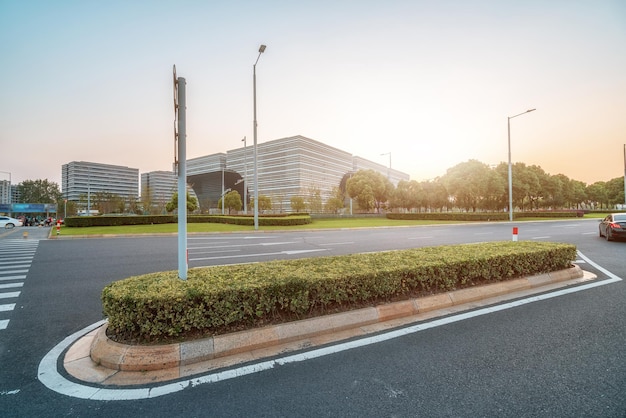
[62,264,594,388]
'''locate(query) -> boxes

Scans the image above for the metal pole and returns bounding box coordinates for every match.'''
[507,109,535,222]
[507,117,513,222]
[242,136,247,213]
[623,144,626,206]
[221,167,225,215]
[253,45,266,230]
[177,77,188,280]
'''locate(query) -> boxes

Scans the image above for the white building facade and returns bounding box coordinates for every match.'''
[62,161,139,203]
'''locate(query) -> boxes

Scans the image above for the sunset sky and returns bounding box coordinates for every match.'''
[1,0,625,188]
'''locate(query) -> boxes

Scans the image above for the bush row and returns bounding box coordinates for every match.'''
[386,211,582,221]
[102,241,576,343]
[64,214,311,227]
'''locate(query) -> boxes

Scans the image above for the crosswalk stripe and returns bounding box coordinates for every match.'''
[0,269,28,275]
[0,265,30,270]
[0,239,40,332]
[0,303,16,312]
[0,283,23,289]
[0,275,27,281]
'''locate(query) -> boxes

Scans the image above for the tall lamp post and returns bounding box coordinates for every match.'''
[623,144,626,206]
[242,136,247,213]
[253,44,266,230]
[507,108,535,221]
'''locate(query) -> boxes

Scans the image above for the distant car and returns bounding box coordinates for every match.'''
[0,216,24,229]
[598,213,626,241]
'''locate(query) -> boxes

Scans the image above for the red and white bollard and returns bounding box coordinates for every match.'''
[512,227,518,242]
[56,220,61,235]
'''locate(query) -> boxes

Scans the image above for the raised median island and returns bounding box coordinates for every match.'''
[101,241,577,345]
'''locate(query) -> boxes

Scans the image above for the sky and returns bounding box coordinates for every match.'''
[1,0,625,187]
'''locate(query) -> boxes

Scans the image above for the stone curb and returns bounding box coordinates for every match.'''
[89,265,584,373]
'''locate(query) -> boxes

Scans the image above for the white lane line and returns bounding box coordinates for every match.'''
[0,319,9,330]
[531,236,551,240]
[0,292,21,299]
[39,250,622,401]
[190,249,326,261]
[318,242,354,246]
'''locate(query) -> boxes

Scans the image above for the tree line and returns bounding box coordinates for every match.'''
[7,160,625,217]
[344,160,625,213]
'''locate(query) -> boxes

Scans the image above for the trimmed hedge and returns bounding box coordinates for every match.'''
[102,241,576,343]
[65,214,311,227]
[387,211,582,222]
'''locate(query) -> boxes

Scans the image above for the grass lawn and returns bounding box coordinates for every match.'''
[55,214,606,236]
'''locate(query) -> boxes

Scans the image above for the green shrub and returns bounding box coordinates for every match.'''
[65,214,311,227]
[102,241,576,343]
[386,211,580,221]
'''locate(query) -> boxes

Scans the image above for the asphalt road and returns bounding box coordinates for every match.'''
[0,220,624,417]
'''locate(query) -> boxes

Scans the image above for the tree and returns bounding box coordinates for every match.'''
[217,190,242,214]
[324,187,345,214]
[251,195,272,213]
[290,196,306,212]
[390,180,422,212]
[166,192,198,213]
[306,187,323,213]
[346,170,390,213]
[442,160,492,212]
[17,179,62,203]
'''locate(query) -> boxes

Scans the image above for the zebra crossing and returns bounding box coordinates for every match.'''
[0,239,40,331]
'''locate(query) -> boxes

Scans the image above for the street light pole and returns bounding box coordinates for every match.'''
[242,136,247,214]
[507,108,536,222]
[253,44,266,230]
[623,144,626,206]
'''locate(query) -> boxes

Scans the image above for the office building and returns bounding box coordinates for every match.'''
[186,135,409,213]
[62,161,139,203]
[0,180,10,204]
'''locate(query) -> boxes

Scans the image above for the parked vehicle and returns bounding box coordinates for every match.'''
[0,216,24,229]
[599,213,626,241]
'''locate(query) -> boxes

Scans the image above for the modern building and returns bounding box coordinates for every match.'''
[0,180,10,204]
[184,135,410,213]
[141,170,177,205]
[62,161,139,205]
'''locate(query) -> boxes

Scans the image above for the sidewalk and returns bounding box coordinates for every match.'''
[0,226,53,240]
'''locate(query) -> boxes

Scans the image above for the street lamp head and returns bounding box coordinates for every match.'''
[259,44,266,53]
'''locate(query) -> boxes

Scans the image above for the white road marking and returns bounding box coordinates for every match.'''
[190,249,326,261]
[0,275,27,281]
[0,291,21,299]
[0,303,16,312]
[0,283,23,289]
[38,250,622,401]
[0,319,9,330]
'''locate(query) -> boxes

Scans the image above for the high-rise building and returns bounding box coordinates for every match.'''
[62,161,139,204]
[0,180,10,204]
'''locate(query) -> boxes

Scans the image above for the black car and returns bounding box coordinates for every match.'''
[599,213,626,241]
